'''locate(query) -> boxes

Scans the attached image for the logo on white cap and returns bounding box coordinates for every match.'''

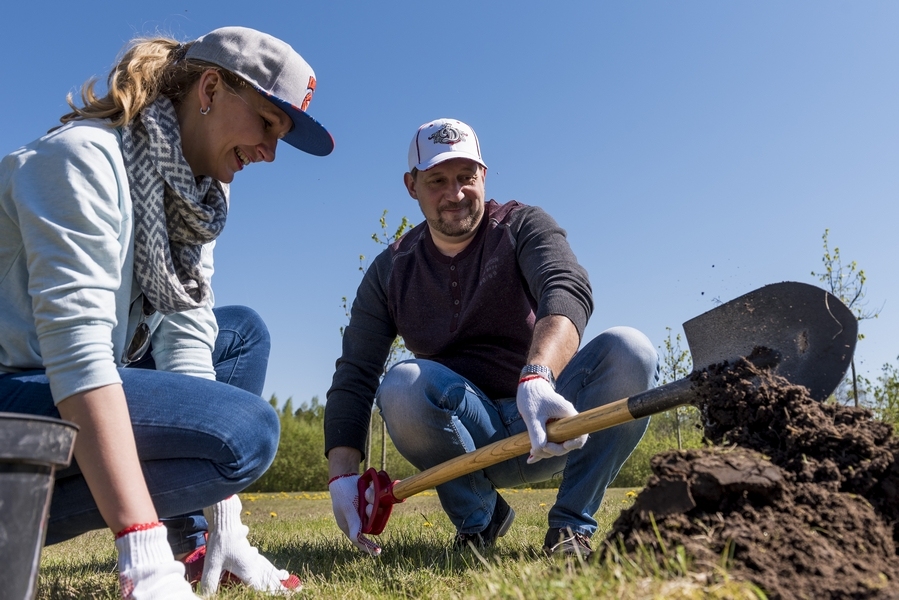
[428,123,468,145]
[408,118,487,172]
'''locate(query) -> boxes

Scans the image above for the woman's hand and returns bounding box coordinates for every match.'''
[201,496,301,594]
[115,522,199,599]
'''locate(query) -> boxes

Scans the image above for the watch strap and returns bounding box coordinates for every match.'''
[519,364,556,389]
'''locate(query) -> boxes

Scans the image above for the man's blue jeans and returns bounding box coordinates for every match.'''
[0,305,278,551]
[376,326,658,538]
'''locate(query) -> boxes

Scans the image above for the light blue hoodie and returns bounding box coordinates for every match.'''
[0,119,218,403]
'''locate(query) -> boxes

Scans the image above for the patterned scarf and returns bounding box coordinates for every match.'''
[121,96,229,315]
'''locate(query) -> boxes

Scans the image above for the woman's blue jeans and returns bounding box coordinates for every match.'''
[376,326,658,538]
[0,305,278,552]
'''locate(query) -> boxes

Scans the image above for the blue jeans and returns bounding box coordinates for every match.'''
[376,326,658,537]
[0,305,278,552]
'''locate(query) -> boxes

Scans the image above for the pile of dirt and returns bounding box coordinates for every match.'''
[606,353,899,599]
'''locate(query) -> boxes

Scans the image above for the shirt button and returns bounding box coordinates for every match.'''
[450,265,455,271]
[453,313,459,317]
[454,300,459,305]
[452,282,457,287]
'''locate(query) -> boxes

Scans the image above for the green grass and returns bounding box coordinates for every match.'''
[37,488,764,599]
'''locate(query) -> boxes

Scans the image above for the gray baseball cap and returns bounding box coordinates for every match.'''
[186,26,334,156]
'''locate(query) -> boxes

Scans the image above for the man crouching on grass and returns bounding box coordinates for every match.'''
[324,118,658,558]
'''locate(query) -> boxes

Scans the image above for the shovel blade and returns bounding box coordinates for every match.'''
[683,281,857,401]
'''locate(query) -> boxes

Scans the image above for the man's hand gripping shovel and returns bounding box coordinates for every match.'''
[358,281,858,536]
[357,468,400,535]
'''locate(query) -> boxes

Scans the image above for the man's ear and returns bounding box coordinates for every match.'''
[403,172,418,200]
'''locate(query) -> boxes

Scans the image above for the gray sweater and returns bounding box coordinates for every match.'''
[0,120,218,403]
[325,200,593,457]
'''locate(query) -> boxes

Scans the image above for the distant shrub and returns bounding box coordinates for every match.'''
[611,406,704,488]
[247,397,703,493]
[365,411,419,481]
[246,396,418,492]
[246,400,330,492]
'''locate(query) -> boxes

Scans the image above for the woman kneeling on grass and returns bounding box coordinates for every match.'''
[0,26,333,598]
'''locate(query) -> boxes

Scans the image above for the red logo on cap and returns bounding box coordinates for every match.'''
[301,76,316,112]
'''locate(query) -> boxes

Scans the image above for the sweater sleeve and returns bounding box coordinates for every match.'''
[149,241,218,380]
[512,206,593,339]
[325,250,396,458]
[4,127,126,402]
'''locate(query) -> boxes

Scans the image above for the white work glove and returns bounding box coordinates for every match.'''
[201,496,301,595]
[328,474,382,556]
[115,522,200,600]
[516,376,588,464]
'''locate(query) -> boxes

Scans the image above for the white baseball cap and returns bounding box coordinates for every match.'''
[407,118,487,172]
[186,26,334,156]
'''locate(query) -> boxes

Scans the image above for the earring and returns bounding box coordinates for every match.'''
[200,105,211,115]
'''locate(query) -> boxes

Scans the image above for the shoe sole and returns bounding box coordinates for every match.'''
[453,507,516,550]
[542,532,593,559]
[496,507,515,538]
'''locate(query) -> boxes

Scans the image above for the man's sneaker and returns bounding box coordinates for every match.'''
[453,493,515,550]
[542,527,593,559]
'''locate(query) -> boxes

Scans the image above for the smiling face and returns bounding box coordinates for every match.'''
[404,157,486,255]
[180,69,293,183]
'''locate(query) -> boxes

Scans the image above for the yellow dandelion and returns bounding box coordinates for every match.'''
[626,490,637,498]
[270,512,277,518]
[539,503,547,507]
[245,511,251,516]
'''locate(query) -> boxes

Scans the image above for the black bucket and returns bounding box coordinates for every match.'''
[0,413,78,600]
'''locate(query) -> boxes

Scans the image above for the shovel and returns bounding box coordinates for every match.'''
[358,281,857,535]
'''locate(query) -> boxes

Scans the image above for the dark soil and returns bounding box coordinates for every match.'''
[605,353,899,599]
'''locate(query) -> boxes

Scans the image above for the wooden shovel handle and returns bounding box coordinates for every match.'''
[389,378,693,501]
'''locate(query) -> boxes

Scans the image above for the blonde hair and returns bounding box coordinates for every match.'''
[58,35,248,128]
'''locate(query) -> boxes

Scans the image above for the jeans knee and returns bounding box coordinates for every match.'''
[603,326,659,383]
[214,305,271,356]
[377,359,462,430]
[377,361,422,414]
[244,401,280,481]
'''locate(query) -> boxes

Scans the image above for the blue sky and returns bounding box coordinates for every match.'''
[2,2,896,407]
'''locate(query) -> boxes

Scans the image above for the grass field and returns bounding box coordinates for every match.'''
[37,488,764,599]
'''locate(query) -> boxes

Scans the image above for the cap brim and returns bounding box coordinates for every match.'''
[415,151,487,172]
[257,89,334,156]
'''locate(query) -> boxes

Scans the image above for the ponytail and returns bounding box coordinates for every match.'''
[57,36,247,129]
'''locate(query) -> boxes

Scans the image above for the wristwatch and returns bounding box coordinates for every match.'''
[520,364,556,389]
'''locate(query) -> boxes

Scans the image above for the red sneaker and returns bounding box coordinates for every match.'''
[179,544,302,591]
[280,573,303,590]
[179,544,241,589]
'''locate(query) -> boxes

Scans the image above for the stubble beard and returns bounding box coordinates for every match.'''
[428,202,484,238]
